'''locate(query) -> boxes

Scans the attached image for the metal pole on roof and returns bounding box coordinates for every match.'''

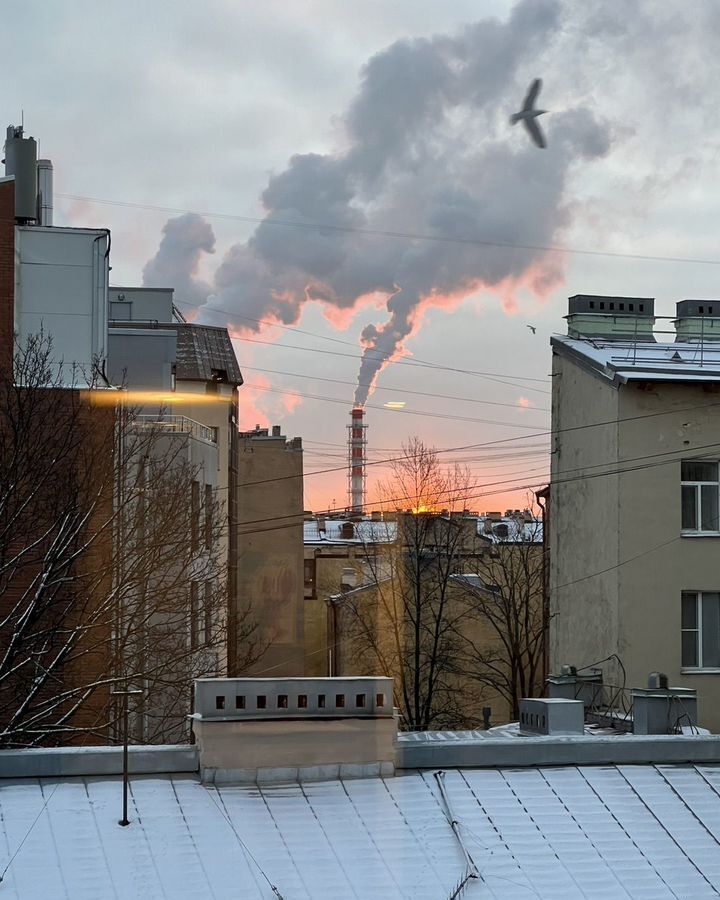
[112,687,143,826]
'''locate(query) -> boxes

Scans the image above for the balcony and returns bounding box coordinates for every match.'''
[135,415,218,444]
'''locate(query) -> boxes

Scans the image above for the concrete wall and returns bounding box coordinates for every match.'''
[193,717,397,783]
[617,381,720,730]
[15,226,109,385]
[107,328,177,389]
[237,432,305,676]
[550,346,720,731]
[109,286,174,323]
[549,351,621,684]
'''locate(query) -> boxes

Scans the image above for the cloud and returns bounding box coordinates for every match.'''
[143,0,613,404]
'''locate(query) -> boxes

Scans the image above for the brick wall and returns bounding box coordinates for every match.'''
[0,180,14,376]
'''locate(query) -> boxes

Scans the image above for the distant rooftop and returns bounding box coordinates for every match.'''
[304,515,542,545]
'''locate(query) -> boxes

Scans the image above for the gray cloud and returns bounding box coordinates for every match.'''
[143,0,612,404]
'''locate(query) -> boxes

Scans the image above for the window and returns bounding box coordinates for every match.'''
[335,694,345,708]
[682,592,720,668]
[304,559,316,589]
[277,695,288,709]
[204,582,213,644]
[236,695,245,710]
[204,484,213,550]
[681,461,719,533]
[216,696,225,710]
[298,694,308,708]
[191,480,200,551]
[376,693,385,707]
[256,695,267,709]
[318,694,326,708]
[355,694,366,708]
[190,581,202,649]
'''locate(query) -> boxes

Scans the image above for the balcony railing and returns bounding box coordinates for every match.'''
[135,415,218,444]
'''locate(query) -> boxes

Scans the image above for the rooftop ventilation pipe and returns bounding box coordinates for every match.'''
[3,125,37,223]
[566,294,656,342]
[673,299,720,342]
[37,158,53,225]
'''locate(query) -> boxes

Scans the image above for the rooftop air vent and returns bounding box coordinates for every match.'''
[673,299,720,342]
[566,294,656,343]
[519,698,584,735]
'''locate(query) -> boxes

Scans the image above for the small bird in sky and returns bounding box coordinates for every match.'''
[527,325,537,335]
[510,78,547,149]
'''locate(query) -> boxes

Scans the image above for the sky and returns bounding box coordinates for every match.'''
[7,0,720,513]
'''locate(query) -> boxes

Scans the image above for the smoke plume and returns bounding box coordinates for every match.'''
[142,212,215,307]
[143,0,611,404]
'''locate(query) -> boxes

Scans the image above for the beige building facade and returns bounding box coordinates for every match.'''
[237,427,305,676]
[550,294,720,731]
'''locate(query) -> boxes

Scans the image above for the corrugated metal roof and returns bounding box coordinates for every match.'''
[3,766,720,897]
[172,324,243,385]
[553,335,720,383]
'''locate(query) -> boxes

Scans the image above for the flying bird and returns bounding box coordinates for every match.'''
[526,325,537,334]
[510,78,547,149]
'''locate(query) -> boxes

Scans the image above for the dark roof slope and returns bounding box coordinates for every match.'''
[172,324,243,385]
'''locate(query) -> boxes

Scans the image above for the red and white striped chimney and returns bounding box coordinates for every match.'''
[347,407,367,515]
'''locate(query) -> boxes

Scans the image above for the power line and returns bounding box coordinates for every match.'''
[174,298,550,388]
[234,396,720,491]
[234,335,551,396]
[59,192,720,267]
[243,381,547,429]
[241,365,551,412]
[236,435,720,531]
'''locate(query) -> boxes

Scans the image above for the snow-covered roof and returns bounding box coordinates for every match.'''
[476,516,543,543]
[304,517,543,545]
[553,334,720,384]
[3,765,720,898]
[304,519,397,544]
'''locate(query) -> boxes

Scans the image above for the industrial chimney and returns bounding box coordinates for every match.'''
[347,407,367,515]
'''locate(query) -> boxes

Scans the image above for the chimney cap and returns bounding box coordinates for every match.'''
[568,294,655,316]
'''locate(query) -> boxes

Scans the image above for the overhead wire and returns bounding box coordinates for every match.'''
[173,298,550,390]
[240,364,551,411]
[233,335,552,396]
[242,381,547,429]
[233,396,720,490]
[59,191,720,267]
[234,435,720,531]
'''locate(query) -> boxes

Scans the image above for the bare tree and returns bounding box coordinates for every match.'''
[339,439,480,730]
[455,512,546,720]
[0,335,262,747]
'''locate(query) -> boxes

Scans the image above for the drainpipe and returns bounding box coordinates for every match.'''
[535,485,550,683]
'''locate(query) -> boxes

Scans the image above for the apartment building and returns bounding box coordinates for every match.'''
[305,511,543,727]
[0,129,118,744]
[0,122,243,744]
[550,294,720,730]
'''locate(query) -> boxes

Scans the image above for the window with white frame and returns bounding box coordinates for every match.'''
[681,461,720,533]
[682,591,720,668]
